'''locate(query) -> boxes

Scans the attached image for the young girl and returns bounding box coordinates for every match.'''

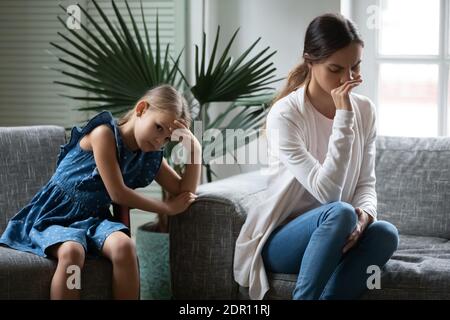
[234,14,399,300]
[0,84,202,300]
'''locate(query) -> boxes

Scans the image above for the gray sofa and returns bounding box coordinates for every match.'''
[0,126,113,299]
[170,136,450,300]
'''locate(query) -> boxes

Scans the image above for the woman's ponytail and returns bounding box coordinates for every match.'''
[273,61,310,104]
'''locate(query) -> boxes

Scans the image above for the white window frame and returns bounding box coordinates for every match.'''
[347,0,450,136]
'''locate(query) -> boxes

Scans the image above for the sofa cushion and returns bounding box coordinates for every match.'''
[375,136,450,239]
[241,234,450,300]
[0,126,66,233]
[0,246,113,299]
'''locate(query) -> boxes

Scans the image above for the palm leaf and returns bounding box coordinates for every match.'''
[187,28,279,105]
[52,0,183,118]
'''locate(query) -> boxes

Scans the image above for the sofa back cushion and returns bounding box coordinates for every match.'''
[375,136,450,239]
[0,126,65,233]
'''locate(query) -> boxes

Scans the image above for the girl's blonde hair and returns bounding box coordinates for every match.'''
[118,84,191,126]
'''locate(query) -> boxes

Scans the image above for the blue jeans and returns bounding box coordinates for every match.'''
[262,201,399,300]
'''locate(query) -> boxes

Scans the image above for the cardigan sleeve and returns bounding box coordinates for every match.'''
[267,108,356,204]
[350,101,378,220]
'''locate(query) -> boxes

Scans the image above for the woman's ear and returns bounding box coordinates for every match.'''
[135,100,149,116]
[303,53,313,69]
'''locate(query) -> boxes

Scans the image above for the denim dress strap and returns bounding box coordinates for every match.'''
[56,110,121,167]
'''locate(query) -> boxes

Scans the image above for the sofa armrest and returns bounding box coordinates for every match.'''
[169,171,268,299]
[112,204,130,228]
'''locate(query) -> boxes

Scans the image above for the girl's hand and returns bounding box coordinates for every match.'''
[342,207,371,254]
[162,191,197,216]
[170,119,202,154]
[331,76,362,111]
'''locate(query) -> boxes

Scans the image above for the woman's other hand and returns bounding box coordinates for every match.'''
[342,207,372,254]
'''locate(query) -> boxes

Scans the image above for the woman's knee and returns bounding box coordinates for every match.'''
[56,241,85,268]
[325,201,357,232]
[369,221,399,252]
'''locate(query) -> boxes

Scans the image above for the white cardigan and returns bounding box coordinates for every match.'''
[233,86,378,300]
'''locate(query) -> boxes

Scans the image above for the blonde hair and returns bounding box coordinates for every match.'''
[118,84,191,126]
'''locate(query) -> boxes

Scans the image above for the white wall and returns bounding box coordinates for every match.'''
[207,0,341,89]
[187,0,342,180]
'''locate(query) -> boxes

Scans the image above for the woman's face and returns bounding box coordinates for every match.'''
[134,102,178,152]
[309,42,363,95]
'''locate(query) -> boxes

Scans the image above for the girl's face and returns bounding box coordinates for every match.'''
[309,42,363,95]
[134,102,178,152]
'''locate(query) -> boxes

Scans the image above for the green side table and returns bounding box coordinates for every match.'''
[136,221,172,300]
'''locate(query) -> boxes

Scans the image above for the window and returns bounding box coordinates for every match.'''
[351,0,450,137]
[0,0,80,127]
[378,63,439,136]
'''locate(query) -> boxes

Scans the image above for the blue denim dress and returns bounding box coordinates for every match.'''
[0,111,163,257]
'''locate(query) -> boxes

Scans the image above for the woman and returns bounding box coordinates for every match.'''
[234,13,399,300]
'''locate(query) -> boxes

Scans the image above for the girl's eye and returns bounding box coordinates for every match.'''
[329,68,341,73]
[156,124,163,132]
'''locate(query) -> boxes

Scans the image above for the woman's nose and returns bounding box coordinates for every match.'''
[341,69,354,83]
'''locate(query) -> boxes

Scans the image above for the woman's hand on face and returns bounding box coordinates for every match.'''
[330,75,362,111]
[169,119,202,154]
[162,191,197,216]
[342,207,370,254]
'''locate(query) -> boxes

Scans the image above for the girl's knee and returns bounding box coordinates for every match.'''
[109,236,137,266]
[57,241,85,267]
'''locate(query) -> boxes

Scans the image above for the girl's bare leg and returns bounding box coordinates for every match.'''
[102,231,139,299]
[48,241,85,300]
